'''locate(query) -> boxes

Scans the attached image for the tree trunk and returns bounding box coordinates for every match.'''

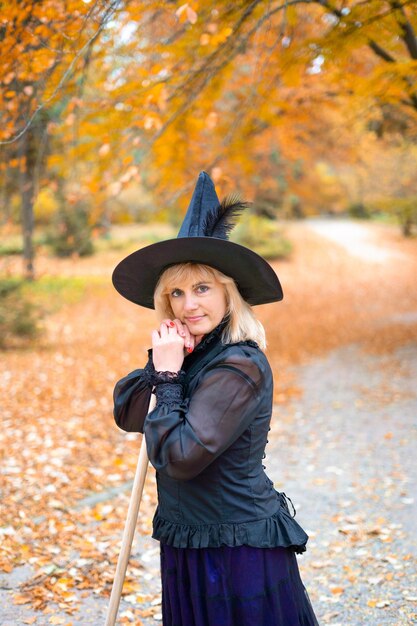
[18,133,36,280]
[402,216,412,237]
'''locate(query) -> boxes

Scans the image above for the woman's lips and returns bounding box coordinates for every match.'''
[185,315,205,322]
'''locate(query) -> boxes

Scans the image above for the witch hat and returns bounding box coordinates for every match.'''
[112,172,283,308]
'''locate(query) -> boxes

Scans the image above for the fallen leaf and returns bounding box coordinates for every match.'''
[13,593,32,605]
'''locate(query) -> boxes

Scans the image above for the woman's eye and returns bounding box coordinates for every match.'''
[171,289,182,297]
[196,285,209,294]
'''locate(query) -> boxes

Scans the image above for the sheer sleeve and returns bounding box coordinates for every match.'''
[144,354,263,480]
[113,350,187,432]
[113,352,153,433]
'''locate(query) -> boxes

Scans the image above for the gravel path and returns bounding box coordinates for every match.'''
[304,218,405,263]
[267,342,417,625]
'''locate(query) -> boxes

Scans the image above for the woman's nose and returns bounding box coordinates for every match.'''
[184,292,198,310]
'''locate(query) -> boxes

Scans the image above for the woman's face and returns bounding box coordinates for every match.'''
[168,273,227,338]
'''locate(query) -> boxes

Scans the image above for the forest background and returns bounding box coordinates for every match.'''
[1,2,417,625]
[2,0,417,285]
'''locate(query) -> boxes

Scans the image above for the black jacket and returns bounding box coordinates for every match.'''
[113,325,308,553]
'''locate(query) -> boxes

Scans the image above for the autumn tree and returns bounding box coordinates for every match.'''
[0,0,119,278]
[3,0,417,277]
[71,0,417,213]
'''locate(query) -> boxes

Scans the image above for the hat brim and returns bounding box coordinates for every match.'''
[112,237,283,309]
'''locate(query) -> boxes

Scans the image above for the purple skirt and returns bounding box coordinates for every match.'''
[160,544,319,626]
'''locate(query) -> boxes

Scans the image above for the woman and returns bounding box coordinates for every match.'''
[112,172,319,626]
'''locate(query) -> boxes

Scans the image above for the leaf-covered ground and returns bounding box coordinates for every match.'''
[1,220,416,625]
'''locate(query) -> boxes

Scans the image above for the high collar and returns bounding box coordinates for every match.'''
[182,318,227,371]
[194,318,227,351]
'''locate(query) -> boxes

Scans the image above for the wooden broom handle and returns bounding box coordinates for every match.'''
[105,394,156,626]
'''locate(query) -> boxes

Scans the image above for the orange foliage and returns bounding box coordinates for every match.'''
[1,1,417,228]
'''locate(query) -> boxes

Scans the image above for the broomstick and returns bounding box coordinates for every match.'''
[105,394,156,626]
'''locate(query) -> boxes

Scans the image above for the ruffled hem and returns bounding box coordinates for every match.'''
[152,506,309,554]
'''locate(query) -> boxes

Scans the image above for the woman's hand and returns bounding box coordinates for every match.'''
[152,319,196,372]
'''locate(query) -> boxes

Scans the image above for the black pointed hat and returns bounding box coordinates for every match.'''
[112,172,283,308]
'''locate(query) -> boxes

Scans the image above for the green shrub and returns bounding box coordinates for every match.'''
[395,199,417,237]
[369,197,417,236]
[45,204,94,257]
[231,215,292,260]
[0,279,42,348]
[347,202,371,219]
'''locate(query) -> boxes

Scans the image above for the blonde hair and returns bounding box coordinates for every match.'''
[153,263,266,349]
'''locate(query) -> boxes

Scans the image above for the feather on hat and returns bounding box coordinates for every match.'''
[112,171,283,308]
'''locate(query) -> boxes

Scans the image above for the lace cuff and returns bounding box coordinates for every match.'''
[154,382,184,407]
[151,370,186,385]
[143,351,186,387]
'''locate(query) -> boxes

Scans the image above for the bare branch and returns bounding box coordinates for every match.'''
[314,0,399,63]
[390,0,417,59]
[368,40,397,62]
